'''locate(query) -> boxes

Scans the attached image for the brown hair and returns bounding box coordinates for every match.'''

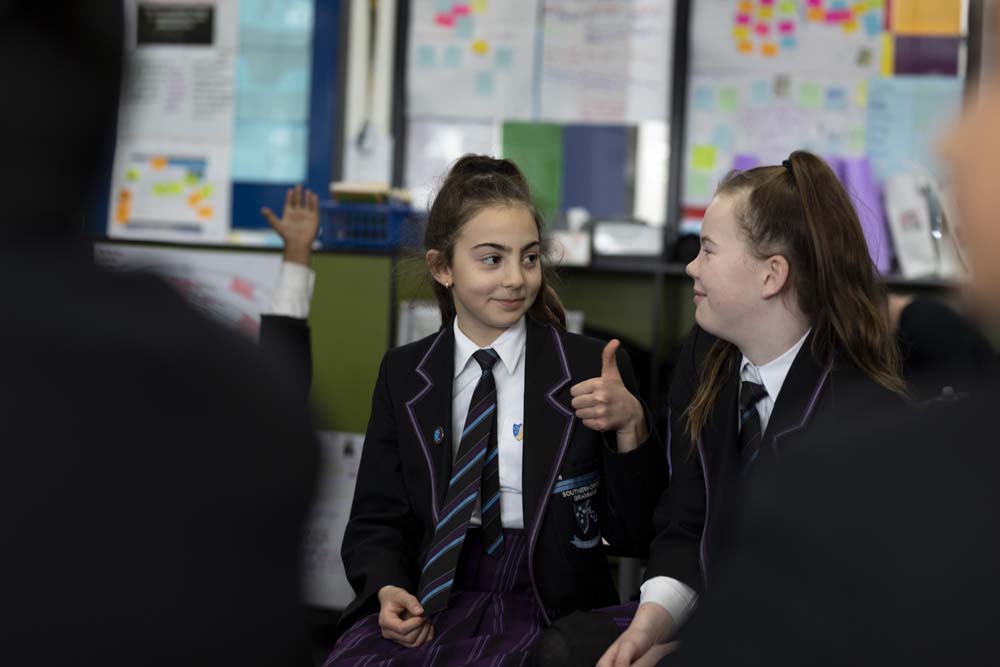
[686,151,906,442]
[424,154,566,329]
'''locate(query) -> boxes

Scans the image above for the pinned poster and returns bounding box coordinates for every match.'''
[692,0,886,76]
[539,0,674,123]
[891,0,963,36]
[866,76,963,182]
[94,242,282,338]
[408,0,538,120]
[684,73,868,206]
[501,122,563,224]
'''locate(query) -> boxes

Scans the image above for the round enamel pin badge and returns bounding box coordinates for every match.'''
[433,427,445,444]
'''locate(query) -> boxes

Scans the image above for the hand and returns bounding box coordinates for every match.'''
[377,585,434,648]
[570,340,649,453]
[597,603,674,667]
[261,184,320,266]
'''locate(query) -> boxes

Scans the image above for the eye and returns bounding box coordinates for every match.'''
[522,253,539,266]
[482,255,501,266]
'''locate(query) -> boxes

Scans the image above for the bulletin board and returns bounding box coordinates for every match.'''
[680,0,969,223]
[402,0,677,228]
[86,0,339,246]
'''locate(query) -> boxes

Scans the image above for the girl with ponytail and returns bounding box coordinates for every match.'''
[597,151,908,667]
[318,154,666,666]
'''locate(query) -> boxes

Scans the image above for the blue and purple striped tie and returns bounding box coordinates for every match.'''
[417,348,503,614]
[739,380,768,473]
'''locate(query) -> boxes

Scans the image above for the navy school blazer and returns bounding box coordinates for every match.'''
[260,315,667,629]
[645,324,909,595]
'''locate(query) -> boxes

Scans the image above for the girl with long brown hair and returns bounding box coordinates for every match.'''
[293,154,666,666]
[597,150,908,667]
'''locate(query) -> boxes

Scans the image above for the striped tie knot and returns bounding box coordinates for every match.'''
[473,348,499,372]
[739,380,768,413]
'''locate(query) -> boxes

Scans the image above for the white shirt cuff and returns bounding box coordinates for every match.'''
[639,576,698,629]
[268,261,315,319]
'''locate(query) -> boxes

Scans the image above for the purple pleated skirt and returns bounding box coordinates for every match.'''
[324,529,637,667]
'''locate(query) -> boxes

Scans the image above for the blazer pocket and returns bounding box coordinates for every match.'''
[552,464,602,552]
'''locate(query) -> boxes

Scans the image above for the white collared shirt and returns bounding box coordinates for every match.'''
[269,261,315,318]
[639,329,811,631]
[452,317,527,529]
[739,329,811,433]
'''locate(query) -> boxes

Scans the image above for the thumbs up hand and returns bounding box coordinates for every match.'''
[570,340,650,453]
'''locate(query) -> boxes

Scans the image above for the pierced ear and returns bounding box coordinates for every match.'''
[426,249,453,289]
[761,254,790,299]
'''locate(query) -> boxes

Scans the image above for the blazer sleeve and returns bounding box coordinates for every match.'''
[339,352,423,627]
[644,326,708,592]
[258,315,312,399]
[600,346,669,557]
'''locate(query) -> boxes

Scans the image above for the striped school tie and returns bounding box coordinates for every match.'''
[738,380,768,472]
[417,348,502,614]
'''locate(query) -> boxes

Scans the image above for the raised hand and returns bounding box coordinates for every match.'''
[261,184,320,266]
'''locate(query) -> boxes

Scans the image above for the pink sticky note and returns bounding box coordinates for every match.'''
[452,4,470,16]
[434,12,455,27]
[755,22,771,36]
[778,20,795,34]
[760,0,775,4]
[736,13,751,25]
[230,276,254,300]
[807,0,822,6]
[826,9,852,22]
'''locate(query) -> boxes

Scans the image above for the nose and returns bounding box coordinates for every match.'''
[686,254,700,280]
[502,261,525,290]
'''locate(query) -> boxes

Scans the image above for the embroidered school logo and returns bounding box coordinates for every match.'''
[512,423,524,441]
[554,472,601,549]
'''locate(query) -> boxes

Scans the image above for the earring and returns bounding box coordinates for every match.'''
[445,281,451,289]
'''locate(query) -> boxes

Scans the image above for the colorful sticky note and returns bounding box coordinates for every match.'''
[693,86,715,112]
[751,79,770,105]
[755,22,771,36]
[779,0,796,12]
[732,25,750,39]
[761,0,775,5]
[471,0,488,13]
[892,0,962,36]
[200,184,214,198]
[758,6,774,19]
[738,39,754,53]
[825,86,848,110]
[798,82,822,108]
[151,156,167,170]
[778,20,795,34]
[475,70,494,95]
[780,36,798,50]
[455,15,473,38]
[197,206,214,219]
[736,13,752,25]
[854,80,869,107]
[125,168,140,181]
[844,18,859,32]
[434,12,455,28]
[864,10,883,36]
[688,171,713,199]
[416,44,436,68]
[153,181,183,196]
[444,45,462,67]
[761,42,779,57]
[718,86,740,112]
[826,9,852,22]
[807,7,824,21]
[230,277,254,300]
[807,0,822,5]
[692,145,718,170]
[495,46,513,69]
[738,0,753,12]
[712,125,735,151]
[471,39,489,55]
[453,4,471,16]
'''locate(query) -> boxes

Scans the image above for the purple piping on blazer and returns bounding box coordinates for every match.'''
[770,359,834,445]
[526,326,576,625]
[665,407,673,482]
[405,327,451,525]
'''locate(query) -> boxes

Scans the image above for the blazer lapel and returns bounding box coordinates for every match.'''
[404,326,455,524]
[764,332,834,454]
[522,320,577,552]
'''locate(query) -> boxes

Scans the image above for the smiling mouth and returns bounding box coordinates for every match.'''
[495,297,525,306]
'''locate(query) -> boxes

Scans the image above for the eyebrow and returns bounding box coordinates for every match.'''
[471,241,541,253]
[700,235,716,246]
